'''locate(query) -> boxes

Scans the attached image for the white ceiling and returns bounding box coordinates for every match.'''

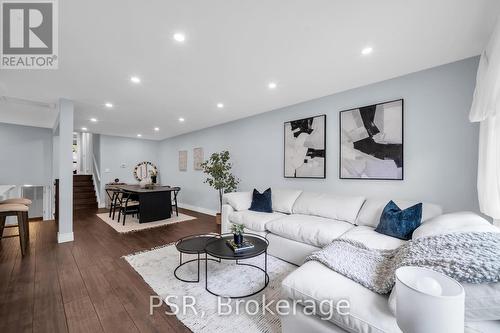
[1,0,499,140]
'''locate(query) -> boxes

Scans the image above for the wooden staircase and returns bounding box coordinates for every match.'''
[55,175,98,218]
[73,175,98,211]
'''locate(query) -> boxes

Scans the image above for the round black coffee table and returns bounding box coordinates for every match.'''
[204,233,269,298]
[174,234,220,283]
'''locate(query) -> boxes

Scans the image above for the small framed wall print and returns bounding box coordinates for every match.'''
[193,147,204,170]
[339,99,403,180]
[284,114,326,178]
[178,150,187,171]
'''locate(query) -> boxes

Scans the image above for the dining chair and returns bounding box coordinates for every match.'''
[171,187,181,216]
[117,191,140,225]
[105,187,121,218]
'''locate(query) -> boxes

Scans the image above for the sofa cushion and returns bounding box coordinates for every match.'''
[228,210,284,232]
[388,280,500,322]
[463,282,500,321]
[292,192,365,224]
[412,211,500,239]
[282,261,401,333]
[266,214,354,248]
[272,189,302,214]
[356,198,442,228]
[341,226,406,250]
[249,188,273,213]
[224,191,252,211]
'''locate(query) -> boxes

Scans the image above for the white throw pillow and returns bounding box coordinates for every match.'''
[272,189,302,214]
[223,192,252,211]
[356,198,442,228]
[412,212,500,239]
[292,192,365,224]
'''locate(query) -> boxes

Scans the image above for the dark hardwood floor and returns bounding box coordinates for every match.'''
[0,208,219,333]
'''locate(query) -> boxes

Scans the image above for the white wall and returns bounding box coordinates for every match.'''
[0,122,53,186]
[98,135,160,198]
[158,57,480,214]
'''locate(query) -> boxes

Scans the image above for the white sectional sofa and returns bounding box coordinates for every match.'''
[221,189,500,333]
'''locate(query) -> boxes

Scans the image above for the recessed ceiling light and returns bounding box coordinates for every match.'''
[154,127,160,131]
[130,76,141,84]
[90,118,97,122]
[217,103,224,109]
[361,47,373,55]
[81,127,88,131]
[179,117,185,122]
[268,82,277,89]
[105,102,113,108]
[173,33,186,42]
[137,134,142,137]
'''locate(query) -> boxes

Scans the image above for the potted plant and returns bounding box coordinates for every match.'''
[200,150,240,224]
[230,223,245,245]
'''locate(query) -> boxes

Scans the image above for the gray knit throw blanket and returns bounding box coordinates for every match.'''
[305,232,500,294]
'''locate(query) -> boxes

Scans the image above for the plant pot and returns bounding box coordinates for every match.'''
[215,213,221,225]
[233,233,243,245]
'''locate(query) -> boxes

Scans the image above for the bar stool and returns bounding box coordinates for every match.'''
[0,198,32,206]
[0,203,29,256]
[0,198,32,243]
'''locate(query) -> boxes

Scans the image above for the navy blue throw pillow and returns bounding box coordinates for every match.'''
[249,188,273,213]
[375,201,423,240]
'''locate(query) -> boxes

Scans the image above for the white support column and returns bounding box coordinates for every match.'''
[57,99,74,243]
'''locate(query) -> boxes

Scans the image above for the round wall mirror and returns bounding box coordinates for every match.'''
[133,161,158,181]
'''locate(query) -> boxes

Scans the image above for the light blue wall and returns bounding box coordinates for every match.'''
[0,122,53,186]
[158,57,480,213]
[98,135,160,198]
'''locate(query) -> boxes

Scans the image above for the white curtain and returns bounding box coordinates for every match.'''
[469,17,500,219]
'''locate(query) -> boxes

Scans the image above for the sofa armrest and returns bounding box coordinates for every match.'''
[221,204,234,234]
[222,191,252,211]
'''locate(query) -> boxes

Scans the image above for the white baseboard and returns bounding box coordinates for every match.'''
[177,203,217,216]
[57,232,74,243]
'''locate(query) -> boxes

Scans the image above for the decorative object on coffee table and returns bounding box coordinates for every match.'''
[284,114,326,178]
[204,233,269,298]
[340,99,403,180]
[395,266,465,333]
[230,223,245,245]
[200,150,240,224]
[174,234,220,283]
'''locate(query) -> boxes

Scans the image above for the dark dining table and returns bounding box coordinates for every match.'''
[108,184,179,223]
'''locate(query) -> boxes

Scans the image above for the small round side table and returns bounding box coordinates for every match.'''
[174,234,220,283]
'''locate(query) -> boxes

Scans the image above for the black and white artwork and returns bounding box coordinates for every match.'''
[340,99,403,180]
[284,115,326,178]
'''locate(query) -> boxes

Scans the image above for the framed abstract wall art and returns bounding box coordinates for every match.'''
[284,114,326,178]
[339,99,403,180]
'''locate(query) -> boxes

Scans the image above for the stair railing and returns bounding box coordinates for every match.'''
[92,153,102,208]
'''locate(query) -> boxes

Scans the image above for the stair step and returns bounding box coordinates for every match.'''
[74,192,97,199]
[74,175,93,180]
[75,197,98,204]
[74,187,95,192]
[74,203,98,210]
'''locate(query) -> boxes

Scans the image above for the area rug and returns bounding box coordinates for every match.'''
[96,213,196,233]
[123,244,296,332]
